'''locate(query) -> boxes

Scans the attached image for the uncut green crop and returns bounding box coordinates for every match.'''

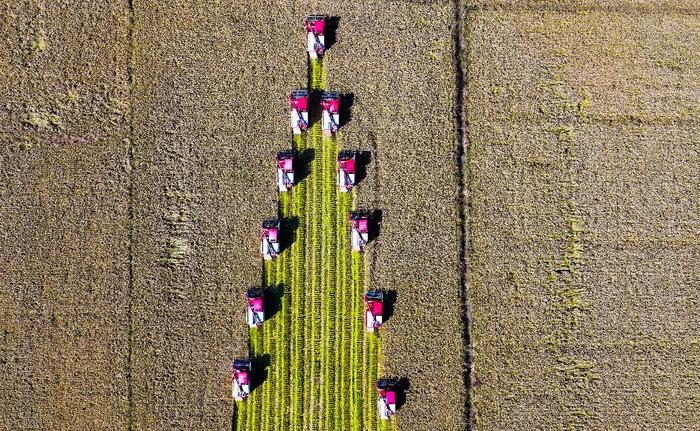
[234,54,389,431]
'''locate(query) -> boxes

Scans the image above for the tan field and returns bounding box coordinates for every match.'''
[466,1,700,429]
[2,0,698,430]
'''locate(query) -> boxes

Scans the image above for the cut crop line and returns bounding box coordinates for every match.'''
[310,124,324,430]
[291,134,306,431]
[235,401,246,431]
[321,135,330,429]
[302,129,314,431]
[333,158,346,431]
[248,328,262,431]
[337,191,350,430]
[292,154,301,431]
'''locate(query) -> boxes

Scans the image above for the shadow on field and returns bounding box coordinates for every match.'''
[397,377,410,410]
[355,150,371,187]
[296,148,315,184]
[281,216,299,251]
[383,289,397,323]
[265,283,284,322]
[325,16,340,51]
[308,90,322,125]
[339,92,354,128]
[251,354,271,392]
[368,209,382,242]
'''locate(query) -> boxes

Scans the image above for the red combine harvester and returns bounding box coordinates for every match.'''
[276,150,294,192]
[304,15,326,59]
[337,150,356,192]
[321,91,340,136]
[232,359,252,401]
[261,219,280,260]
[349,211,369,252]
[289,90,309,135]
[376,379,397,419]
[363,290,384,332]
[246,288,265,328]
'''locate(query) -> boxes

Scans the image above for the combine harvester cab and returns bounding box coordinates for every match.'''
[337,150,356,192]
[364,290,384,332]
[289,90,309,135]
[349,211,369,252]
[276,150,295,192]
[261,219,280,260]
[304,15,326,59]
[376,379,397,420]
[232,359,252,401]
[246,288,265,327]
[321,91,341,136]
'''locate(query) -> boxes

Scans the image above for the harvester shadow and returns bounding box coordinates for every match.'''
[280,216,299,251]
[368,209,382,243]
[265,283,284,322]
[250,354,271,392]
[383,289,397,323]
[295,148,315,184]
[339,92,354,128]
[397,377,410,410]
[307,90,323,125]
[355,150,371,187]
[325,16,340,51]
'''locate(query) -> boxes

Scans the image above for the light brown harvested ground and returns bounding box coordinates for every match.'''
[466,2,700,430]
[6,0,699,430]
[130,1,465,430]
[0,0,131,429]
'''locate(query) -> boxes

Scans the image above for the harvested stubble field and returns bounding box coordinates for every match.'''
[0,0,131,429]
[2,0,466,430]
[5,0,698,430]
[465,1,700,429]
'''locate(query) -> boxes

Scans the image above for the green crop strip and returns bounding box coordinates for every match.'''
[235,55,388,431]
[290,134,306,430]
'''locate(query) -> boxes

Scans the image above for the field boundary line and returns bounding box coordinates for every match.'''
[125,0,136,429]
[465,1,700,16]
[454,1,475,430]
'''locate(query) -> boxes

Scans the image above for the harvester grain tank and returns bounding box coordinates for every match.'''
[376,379,397,419]
[260,219,280,260]
[276,150,295,192]
[321,91,341,135]
[337,150,356,192]
[349,211,369,252]
[363,290,384,332]
[246,288,265,327]
[232,359,252,401]
[289,90,309,134]
[304,15,326,59]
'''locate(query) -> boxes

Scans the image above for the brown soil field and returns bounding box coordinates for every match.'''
[0,0,131,429]
[466,1,700,430]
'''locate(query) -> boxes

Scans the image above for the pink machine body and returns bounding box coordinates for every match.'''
[305,15,326,59]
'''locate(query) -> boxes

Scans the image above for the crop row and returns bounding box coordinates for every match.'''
[234,56,390,431]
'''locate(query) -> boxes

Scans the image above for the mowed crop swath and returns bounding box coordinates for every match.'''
[233,18,394,431]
